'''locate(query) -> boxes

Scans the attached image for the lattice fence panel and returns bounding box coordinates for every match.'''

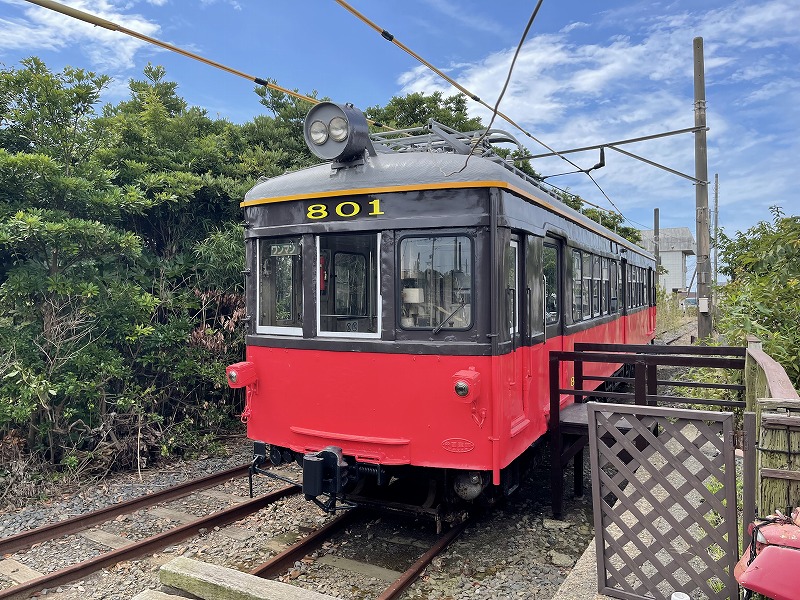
[588,403,738,600]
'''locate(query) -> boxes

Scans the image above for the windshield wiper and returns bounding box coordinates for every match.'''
[432,301,466,335]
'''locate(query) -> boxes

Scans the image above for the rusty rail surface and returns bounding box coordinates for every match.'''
[0,485,298,600]
[377,519,467,600]
[0,464,250,556]
[250,509,362,578]
[251,509,467,600]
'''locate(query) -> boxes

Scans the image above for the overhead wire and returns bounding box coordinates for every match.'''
[27,0,632,223]
[334,0,631,222]
[449,0,543,176]
[22,0,396,131]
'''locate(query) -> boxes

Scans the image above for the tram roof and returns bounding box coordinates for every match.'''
[243,152,652,258]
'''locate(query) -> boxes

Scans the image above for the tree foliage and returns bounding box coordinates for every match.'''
[716,207,800,388]
[366,91,483,131]
[552,188,641,244]
[0,61,251,479]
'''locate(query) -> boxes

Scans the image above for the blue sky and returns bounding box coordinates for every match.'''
[1,0,798,246]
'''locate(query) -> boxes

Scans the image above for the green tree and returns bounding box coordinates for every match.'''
[1,60,252,477]
[717,207,800,387]
[0,57,109,176]
[252,83,319,173]
[366,91,483,130]
[0,60,144,461]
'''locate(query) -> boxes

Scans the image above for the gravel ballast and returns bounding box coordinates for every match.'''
[0,439,595,600]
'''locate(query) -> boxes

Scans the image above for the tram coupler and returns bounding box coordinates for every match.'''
[303,446,352,513]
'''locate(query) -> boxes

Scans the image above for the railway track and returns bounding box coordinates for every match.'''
[250,509,468,600]
[0,466,300,599]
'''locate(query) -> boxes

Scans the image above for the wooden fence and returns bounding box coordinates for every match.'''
[744,336,800,516]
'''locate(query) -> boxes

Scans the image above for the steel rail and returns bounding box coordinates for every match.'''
[251,509,467,600]
[377,519,468,600]
[0,464,250,556]
[0,485,298,600]
[250,509,362,578]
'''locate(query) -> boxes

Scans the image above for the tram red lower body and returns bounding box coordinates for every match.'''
[244,310,654,480]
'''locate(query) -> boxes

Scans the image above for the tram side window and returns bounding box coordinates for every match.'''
[572,250,582,321]
[601,258,609,315]
[625,265,648,310]
[582,252,591,319]
[610,260,618,313]
[258,237,303,333]
[629,266,635,308]
[637,267,644,306]
[591,255,601,318]
[318,234,379,336]
[543,243,559,325]
[505,241,519,335]
[399,235,472,331]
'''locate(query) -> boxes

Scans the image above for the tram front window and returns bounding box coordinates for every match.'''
[258,237,303,334]
[317,233,380,337]
[399,235,473,331]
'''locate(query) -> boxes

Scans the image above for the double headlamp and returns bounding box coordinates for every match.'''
[303,102,375,163]
[308,115,349,145]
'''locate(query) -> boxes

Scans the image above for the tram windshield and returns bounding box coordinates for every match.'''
[399,235,473,331]
[317,233,380,337]
[258,237,303,335]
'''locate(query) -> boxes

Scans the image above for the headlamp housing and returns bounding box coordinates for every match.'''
[303,102,375,162]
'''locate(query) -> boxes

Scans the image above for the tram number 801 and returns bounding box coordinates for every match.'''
[306,198,384,220]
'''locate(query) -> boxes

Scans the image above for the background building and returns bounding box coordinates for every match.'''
[639,227,696,294]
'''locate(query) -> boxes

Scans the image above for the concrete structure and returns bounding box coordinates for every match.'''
[150,556,339,600]
[639,227,696,293]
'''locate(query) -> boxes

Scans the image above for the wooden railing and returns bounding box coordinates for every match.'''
[745,336,800,516]
[547,343,746,519]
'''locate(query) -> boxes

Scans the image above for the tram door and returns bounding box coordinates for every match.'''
[542,239,567,408]
[647,267,657,335]
[505,237,525,432]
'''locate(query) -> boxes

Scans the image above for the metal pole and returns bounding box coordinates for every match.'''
[654,208,660,292]
[694,37,712,339]
[713,173,719,326]
[713,174,719,286]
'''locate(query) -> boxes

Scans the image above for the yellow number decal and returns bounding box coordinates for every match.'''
[570,376,575,387]
[335,201,360,217]
[368,198,384,215]
[307,204,328,219]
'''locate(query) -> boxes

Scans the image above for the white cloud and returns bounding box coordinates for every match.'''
[199,0,241,10]
[394,0,800,234]
[739,78,800,105]
[561,21,588,34]
[420,0,507,36]
[0,0,162,71]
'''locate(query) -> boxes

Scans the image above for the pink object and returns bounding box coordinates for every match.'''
[738,544,800,600]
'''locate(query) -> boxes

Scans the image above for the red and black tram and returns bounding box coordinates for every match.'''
[227,102,656,520]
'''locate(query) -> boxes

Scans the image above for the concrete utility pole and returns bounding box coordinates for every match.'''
[654,208,660,291]
[694,37,712,339]
[713,173,719,288]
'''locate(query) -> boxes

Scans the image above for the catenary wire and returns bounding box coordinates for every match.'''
[22,0,395,131]
[334,0,630,221]
[26,0,630,222]
[448,0,543,177]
